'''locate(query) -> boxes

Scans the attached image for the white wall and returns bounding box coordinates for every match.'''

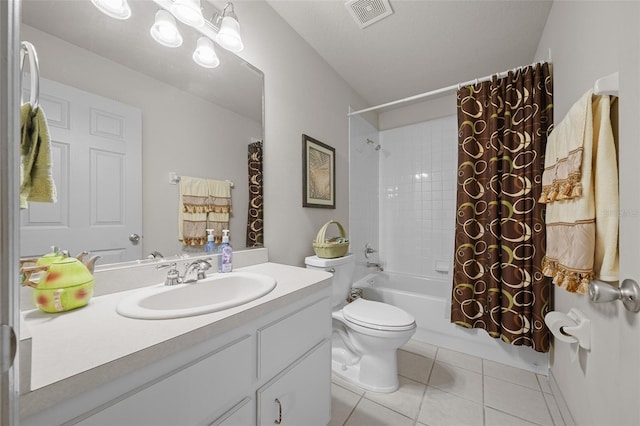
[378,94,456,131]
[21,25,260,258]
[534,2,640,425]
[348,114,379,280]
[232,0,369,266]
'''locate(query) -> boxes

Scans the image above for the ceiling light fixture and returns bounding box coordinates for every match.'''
[90,0,131,20]
[214,3,244,53]
[193,37,220,68]
[93,0,246,70]
[150,10,183,48]
[170,0,205,28]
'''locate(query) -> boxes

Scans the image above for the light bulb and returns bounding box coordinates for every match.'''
[90,0,131,20]
[216,15,243,52]
[193,37,220,68]
[170,0,205,27]
[150,10,183,48]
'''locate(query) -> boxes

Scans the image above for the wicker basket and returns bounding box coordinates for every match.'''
[313,220,350,259]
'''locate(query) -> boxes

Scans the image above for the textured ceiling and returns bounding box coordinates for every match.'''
[267,0,553,109]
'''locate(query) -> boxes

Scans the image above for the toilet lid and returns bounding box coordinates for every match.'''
[342,298,415,330]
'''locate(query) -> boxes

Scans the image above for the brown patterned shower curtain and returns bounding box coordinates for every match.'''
[246,141,264,247]
[451,63,553,352]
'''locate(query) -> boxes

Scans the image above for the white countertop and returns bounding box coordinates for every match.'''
[20,262,332,420]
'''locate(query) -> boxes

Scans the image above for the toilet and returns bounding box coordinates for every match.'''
[305,254,416,393]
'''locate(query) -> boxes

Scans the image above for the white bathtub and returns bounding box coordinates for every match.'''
[354,272,549,374]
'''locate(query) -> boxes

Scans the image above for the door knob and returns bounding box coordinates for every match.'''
[129,233,141,243]
[589,278,640,313]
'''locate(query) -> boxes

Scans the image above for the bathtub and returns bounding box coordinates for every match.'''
[354,272,549,374]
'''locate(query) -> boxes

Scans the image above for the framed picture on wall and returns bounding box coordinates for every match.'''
[302,134,335,209]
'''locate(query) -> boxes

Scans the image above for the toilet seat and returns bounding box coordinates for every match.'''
[342,299,415,331]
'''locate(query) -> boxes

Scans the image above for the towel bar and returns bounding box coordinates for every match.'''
[168,172,234,188]
[20,41,40,109]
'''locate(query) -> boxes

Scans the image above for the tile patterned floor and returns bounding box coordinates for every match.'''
[330,340,566,426]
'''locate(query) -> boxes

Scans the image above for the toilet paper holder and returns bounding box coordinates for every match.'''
[589,279,640,313]
[561,309,590,350]
[545,308,591,350]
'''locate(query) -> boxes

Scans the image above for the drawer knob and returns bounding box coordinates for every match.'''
[274,398,282,424]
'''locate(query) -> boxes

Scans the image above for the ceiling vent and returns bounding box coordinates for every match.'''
[345,0,394,29]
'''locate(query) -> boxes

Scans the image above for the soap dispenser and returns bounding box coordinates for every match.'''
[218,229,232,273]
[205,229,216,254]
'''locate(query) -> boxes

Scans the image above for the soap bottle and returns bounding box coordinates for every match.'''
[205,229,216,254]
[218,229,232,273]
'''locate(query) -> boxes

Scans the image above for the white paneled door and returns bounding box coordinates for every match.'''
[20,77,142,264]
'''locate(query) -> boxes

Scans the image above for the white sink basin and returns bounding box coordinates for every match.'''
[116,272,277,319]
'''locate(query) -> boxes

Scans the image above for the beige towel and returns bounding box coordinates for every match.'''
[205,179,232,237]
[540,91,591,203]
[542,91,619,293]
[20,103,57,209]
[178,177,232,245]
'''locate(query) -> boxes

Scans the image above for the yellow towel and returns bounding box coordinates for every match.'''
[542,91,619,293]
[178,177,232,245]
[20,103,57,209]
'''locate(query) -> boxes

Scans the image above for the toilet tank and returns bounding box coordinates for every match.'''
[305,254,354,308]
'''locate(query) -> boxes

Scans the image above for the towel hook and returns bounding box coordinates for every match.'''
[20,41,40,110]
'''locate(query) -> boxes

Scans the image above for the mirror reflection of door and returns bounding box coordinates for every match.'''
[20,77,142,263]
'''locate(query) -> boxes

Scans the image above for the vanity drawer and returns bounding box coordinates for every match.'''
[210,397,253,426]
[77,335,253,426]
[258,296,331,379]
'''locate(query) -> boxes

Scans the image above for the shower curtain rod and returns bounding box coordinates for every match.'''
[348,56,553,117]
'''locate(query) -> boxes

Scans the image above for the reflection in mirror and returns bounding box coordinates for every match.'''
[20,0,264,267]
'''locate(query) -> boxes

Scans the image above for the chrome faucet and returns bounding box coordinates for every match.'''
[182,259,213,283]
[157,262,181,286]
[147,251,164,260]
[157,258,213,286]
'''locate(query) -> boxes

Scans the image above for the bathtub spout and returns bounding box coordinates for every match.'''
[366,262,384,271]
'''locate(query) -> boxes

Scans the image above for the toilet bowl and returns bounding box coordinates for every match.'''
[332,298,416,392]
[305,254,416,392]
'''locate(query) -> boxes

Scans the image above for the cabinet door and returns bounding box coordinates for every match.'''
[257,339,331,426]
[258,297,331,379]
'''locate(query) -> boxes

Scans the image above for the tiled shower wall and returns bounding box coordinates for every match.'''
[350,114,458,281]
[379,115,457,278]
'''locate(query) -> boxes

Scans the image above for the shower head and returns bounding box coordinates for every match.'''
[366,138,381,151]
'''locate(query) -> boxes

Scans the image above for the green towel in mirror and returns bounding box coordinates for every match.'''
[20,103,57,209]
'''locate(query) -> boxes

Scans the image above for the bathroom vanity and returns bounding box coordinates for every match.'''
[19,252,333,426]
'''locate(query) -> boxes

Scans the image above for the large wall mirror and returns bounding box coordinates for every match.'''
[20,0,264,267]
